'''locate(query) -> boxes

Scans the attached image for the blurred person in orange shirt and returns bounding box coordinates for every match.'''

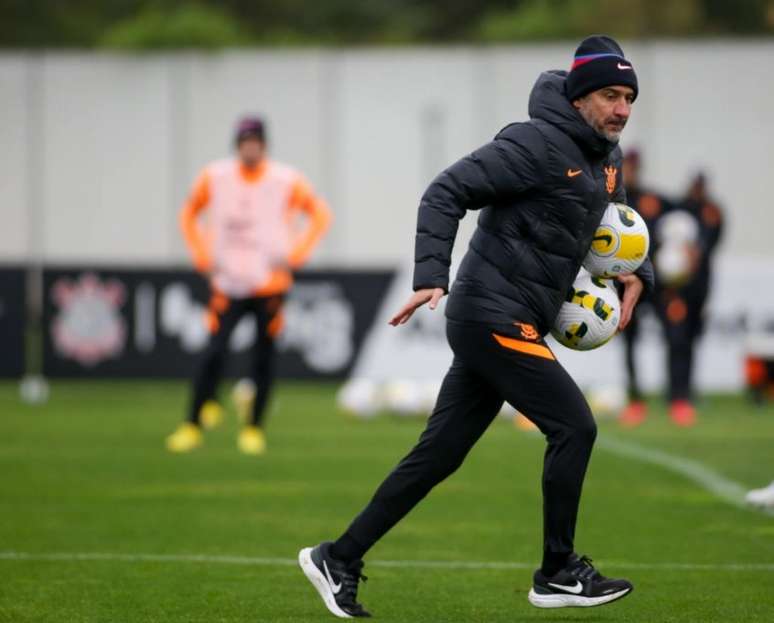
[166,117,331,454]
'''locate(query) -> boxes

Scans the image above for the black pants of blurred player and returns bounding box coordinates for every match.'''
[622,300,652,402]
[333,320,596,571]
[656,287,708,402]
[188,292,284,427]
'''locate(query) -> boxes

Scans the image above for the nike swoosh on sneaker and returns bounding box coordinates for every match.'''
[617,63,632,70]
[323,560,343,594]
[548,580,584,594]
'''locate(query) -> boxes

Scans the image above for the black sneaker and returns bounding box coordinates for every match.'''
[298,542,371,618]
[528,553,633,608]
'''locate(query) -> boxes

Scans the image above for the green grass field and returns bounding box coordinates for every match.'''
[1,381,774,622]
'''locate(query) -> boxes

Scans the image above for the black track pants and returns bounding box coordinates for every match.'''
[338,320,596,559]
[657,288,708,402]
[188,293,283,427]
[622,301,652,402]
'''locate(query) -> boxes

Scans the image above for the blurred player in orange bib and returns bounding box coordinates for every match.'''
[166,117,331,454]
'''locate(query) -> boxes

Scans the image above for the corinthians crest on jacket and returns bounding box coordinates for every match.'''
[604,165,618,195]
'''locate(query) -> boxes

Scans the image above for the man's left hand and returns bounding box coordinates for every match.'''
[617,273,644,331]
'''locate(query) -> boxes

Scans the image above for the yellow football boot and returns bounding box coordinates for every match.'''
[237,426,267,456]
[232,379,256,425]
[199,400,224,430]
[165,422,203,453]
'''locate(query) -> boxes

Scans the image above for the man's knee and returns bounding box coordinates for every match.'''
[574,416,597,446]
[568,402,598,446]
[428,451,466,482]
[403,440,468,489]
[554,406,596,447]
[375,450,463,508]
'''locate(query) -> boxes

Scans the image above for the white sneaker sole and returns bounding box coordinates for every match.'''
[298,547,353,619]
[528,586,631,608]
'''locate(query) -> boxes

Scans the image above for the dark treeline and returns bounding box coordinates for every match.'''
[1,0,772,48]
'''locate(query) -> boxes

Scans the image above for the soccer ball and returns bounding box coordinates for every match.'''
[657,210,699,245]
[551,271,621,350]
[418,381,442,415]
[337,378,381,418]
[382,379,425,416]
[583,203,650,277]
[655,242,693,287]
[586,384,627,418]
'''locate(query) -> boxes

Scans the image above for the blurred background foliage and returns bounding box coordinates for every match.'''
[1,0,773,48]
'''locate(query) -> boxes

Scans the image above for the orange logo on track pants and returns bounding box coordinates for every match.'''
[514,322,539,341]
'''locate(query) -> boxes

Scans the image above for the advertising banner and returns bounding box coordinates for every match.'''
[42,268,393,379]
[0,267,26,378]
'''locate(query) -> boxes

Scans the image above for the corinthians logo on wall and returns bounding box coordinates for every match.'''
[42,267,393,378]
[51,273,127,366]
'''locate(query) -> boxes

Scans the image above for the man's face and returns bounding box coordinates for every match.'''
[573,86,634,143]
[238,137,266,168]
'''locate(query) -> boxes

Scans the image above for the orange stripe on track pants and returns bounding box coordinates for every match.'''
[492,333,555,360]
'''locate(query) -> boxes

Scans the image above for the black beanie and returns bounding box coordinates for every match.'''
[235,116,266,145]
[565,35,638,102]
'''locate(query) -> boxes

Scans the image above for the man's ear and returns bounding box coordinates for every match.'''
[571,97,582,110]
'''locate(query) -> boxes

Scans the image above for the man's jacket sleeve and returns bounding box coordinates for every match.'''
[413,123,546,292]
[611,175,655,294]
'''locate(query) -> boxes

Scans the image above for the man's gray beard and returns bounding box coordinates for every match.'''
[593,121,621,144]
[578,107,621,143]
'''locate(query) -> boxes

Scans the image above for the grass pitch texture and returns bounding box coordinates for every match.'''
[1,382,773,622]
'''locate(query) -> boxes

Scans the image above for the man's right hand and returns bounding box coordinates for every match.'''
[389,288,446,326]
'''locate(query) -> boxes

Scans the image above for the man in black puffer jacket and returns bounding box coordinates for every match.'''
[300,35,654,617]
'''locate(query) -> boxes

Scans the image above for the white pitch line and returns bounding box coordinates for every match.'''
[1,551,772,572]
[0,551,296,567]
[596,434,773,515]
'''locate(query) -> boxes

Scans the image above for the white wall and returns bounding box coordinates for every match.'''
[0,55,30,260]
[350,256,774,393]
[1,41,772,267]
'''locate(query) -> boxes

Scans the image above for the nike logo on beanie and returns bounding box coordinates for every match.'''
[566,34,639,101]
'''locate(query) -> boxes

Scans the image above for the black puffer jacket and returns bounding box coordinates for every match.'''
[413,70,654,334]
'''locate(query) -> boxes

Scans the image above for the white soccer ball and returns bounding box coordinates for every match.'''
[583,203,650,278]
[657,210,699,245]
[745,481,774,508]
[19,375,50,404]
[418,380,442,415]
[498,402,518,420]
[231,378,256,404]
[382,379,425,416]
[655,242,693,287]
[551,271,621,351]
[586,384,627,418]
[337,378,381,418]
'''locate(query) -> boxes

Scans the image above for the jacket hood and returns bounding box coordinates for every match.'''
[528,70,618,159]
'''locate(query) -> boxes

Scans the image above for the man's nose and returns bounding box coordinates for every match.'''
[614,100,631,118]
